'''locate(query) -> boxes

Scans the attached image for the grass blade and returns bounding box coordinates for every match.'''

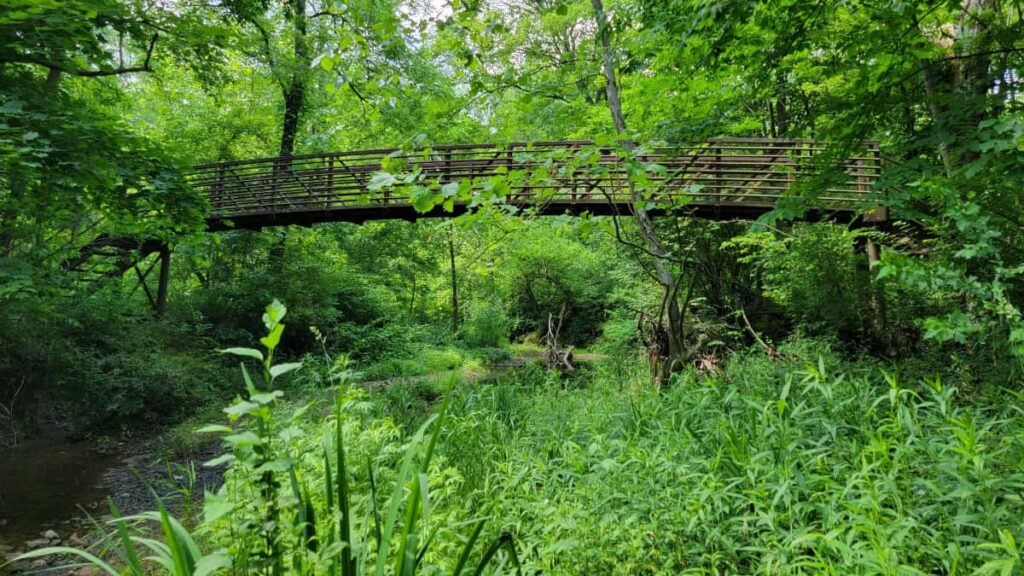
[12,547,120,576]
[337,394,356,576]
[373,414,437,576]
[108,500,146,574]
[451,509,491,576]
[369,460,382,549]
[473,532,521,576]
[323,444,339,576]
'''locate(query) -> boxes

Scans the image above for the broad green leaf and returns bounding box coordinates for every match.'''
[220,347,263,361]
[194,552,232,576]
[269,362,303,380]
[203,492,235,523]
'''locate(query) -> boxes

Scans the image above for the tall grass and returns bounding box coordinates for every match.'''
[10,305,1024,574]
[434,340,1024,574]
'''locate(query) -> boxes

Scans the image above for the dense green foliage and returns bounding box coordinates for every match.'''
[2,0,1023,572]
[21,320,1024,574]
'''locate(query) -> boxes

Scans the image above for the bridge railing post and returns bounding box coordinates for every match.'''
[863,143,888,222]
[791,140,802,198]
[327,155,334,209]
[571,142,578,203]
[216,165,225,214]
[444,148,452,208]
[714,143,722,210]
[271,158,280,215]
[856,151,866,203]
[507,146,514,205]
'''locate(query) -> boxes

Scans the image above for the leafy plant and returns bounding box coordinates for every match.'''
[9,301,520,575]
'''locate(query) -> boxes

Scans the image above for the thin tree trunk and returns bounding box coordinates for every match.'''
[916,0,997,175]
[45,68,62,90]
[591,0,686,383]
[155,245,171,317]
[449,227,459,333]
[774,69,789,137]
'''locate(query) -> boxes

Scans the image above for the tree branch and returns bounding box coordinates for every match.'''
[3,34,159,77]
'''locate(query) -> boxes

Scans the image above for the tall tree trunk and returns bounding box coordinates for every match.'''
[279,0,309,158]
[954,0,997,164]
[155,245,171,317]
[591,0,686,384]
[270,0,309,265]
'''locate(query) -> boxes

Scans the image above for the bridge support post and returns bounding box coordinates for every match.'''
[155,244,171,317]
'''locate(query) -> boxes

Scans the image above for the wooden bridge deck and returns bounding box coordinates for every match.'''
[186,138,884,230]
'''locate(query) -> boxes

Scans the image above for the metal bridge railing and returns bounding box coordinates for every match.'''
[186,138,883,225]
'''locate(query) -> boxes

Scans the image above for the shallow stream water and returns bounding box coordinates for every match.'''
[0,433,119,547]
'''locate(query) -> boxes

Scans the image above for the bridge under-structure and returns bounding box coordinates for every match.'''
[68,138,886,313]
[186,138,886,230]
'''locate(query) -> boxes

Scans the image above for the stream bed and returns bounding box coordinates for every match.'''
[0,433,120,546]
[0,432,221,569]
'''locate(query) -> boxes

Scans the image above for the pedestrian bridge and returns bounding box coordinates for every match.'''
[186,138,886,230]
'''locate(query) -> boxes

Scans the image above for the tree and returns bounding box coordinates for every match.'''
[0,0,240,299]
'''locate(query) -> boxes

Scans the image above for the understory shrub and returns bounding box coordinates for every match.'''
[596,308,643,358]
[0,296,229,438]
[462,300,512,348]
[725,225,935,353]
[358,345,465,381]
[500,229,614,346]
[189,234,400,356]
[468,346,514,366]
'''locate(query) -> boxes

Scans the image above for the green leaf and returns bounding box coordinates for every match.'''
[249,390,284,405]
[258,458,294,473]
[313,53,335,71]
[204,453,236,467]
[269,362,303,380]
[451,511,489,576]
[203,492,235,523]
[196,424,233,434]
[368,171,398,191]
[194,551,232,576]
[224,400,260,417]
[220,347,263,361]
[260,323,285,351]
[336,398,356,576]
[441,181,459,198]
[411,186,437,212]
[223,431,262,447]
[262,299,287,330]
[13,547,119,576]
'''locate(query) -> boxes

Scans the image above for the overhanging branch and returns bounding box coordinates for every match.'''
[2,34,159,78]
